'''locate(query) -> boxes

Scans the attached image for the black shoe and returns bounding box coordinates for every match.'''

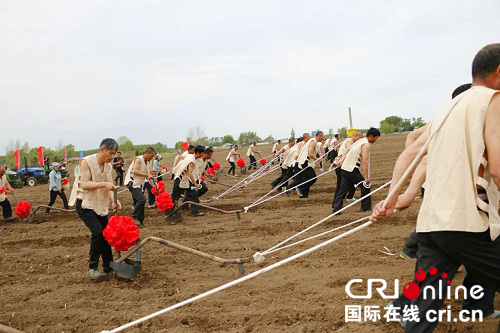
[360,208,372,212]
[191,206,205,217]
[331,210,342,215]
[103,267,114,274]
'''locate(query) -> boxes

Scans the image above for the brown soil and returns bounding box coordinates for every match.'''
[1,134,498,333]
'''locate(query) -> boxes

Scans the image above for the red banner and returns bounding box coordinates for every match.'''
[37,146,44,166]
[182,141,189,151]
[13,150,20,169]
[64,147,67,159]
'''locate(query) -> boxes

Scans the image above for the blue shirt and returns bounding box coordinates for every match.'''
[153,160,161,173]
[49,170,62,191]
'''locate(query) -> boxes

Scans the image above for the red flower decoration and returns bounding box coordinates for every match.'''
[260,159,267,165]
[161,166,168,172]
[156,192,175,212]
[212,163,221,171]
[0,187,5,194]
[103,216,140,252]
[14,201,31,219]
[201,175,205,182]
[61,178,70,185]
[151,182,165,196]
[237,159,246,168]
[206,168,215,176]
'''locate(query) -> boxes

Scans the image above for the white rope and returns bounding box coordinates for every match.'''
[258,181,391,255]
[244,164,281,185]
[99,220,373,333]
[262,216,369,256]
[243,167,338,212]
[250,141,342,207]
[213,154,281,200]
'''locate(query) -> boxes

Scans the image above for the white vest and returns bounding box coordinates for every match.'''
[341,137,369,172]
[297,138,315,168]
[226,149,237,162]
[417,86,500,240]
[246,146,255,157]
[173,154,196,188]
[195,158,208,181]
[78,154,113,216]
[124,155,150,188]
[338,138,353,157]
[0,174,8,202]
[282,144,299,169]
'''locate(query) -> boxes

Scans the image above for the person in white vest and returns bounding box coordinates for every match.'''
[166,145,205,223]
[331,131,363,208]
[299,131,325,198]
[371,44,500,333]
[271,137,295,191]
[76,138,120,281]
[0,166,14,222]
[332,128,380,213]
[271,140,281,164]
[328,133,340,163]
[246,141,261,170]
[226,145,240,176]
[286,133,310,194]
[194,147,214,198]
[124,147,156,226]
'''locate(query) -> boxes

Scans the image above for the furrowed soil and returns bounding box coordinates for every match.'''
[1,134,498,333]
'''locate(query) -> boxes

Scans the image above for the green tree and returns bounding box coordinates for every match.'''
[338,127,348,138]
[291,128,295,138]
[411,117,426,128]
[264,135,274,143]
[221,135,235,144]
[120,140,134,152]
[174,141,184,150]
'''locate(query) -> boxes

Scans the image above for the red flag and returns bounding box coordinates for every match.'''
[13,150,20,169]
[182,141,189,151]
[37,146,44,166]
[64,147,67,159]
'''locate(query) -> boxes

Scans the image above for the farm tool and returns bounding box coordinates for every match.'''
[25,205,76,223]
[110,236,250,280]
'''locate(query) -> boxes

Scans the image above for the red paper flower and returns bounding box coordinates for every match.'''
[260,159,267,165]
[61,178,70,185]
[14,201,31,219]
[151,182,165,196]
[206,168,215,176]
[212,163,221,171]
[161,166,168,172]
[156,192,175,212]
[237,159,246,168]
[0,187,5,194]
[103,216,140,252]
[201,175,205,182]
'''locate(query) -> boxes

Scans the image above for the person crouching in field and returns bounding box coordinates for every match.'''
[45,163,70,214]
[124,147,157,226]
[0,166,14,222]
[247,141,261,170]
[75,138,121,281]
[333,128,380,213]
[166,146,204,223]
[271,137,296,192]
[226,145,240,176]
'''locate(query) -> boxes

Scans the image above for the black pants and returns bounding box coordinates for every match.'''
[332,167,355,208]
[248,155,257,170]
[402,230,419,257]
[171,178,184,202]
[76,199,113,270]
[399,230,500,333]
[271,168,287,189]
[329,149,338,163]
[115,169,123,186]
[143,182,156,205]
[298,162,317,198]
[128,184,146,223]
[0,198,12,219]
[197,181,208,198]
[46,189,69,213]
[333,168,371,212]
[228,162,236,175]
[287,163,303,191]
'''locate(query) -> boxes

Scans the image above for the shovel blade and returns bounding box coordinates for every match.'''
[110,260,142,280]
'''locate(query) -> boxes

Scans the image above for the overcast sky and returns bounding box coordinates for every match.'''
[1,0,498,154]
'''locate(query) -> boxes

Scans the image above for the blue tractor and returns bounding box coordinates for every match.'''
[18,167,48,187]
